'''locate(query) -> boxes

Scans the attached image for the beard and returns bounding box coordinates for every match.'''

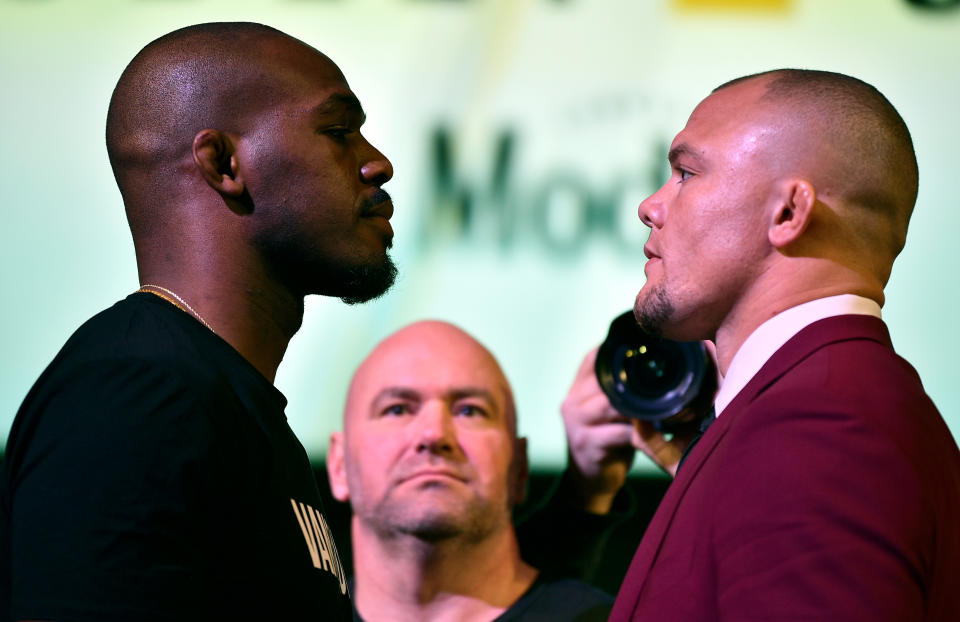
[263,245,398,303]
[634,283,675,339]
[354,482,507,544]
[338,254,398,305]
[374,497,500,543]
[339,188,399,304]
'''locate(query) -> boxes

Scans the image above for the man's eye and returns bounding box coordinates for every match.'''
[382,404,409,416]
[677,167,693,183]
[454,404,487,418]
[324,127,353,140]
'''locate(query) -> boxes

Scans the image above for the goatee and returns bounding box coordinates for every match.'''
[340,255,399,305]
[634,285,674,339]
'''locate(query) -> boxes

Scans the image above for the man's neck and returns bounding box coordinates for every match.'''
[713,294,882,417]
[713,264,883,376]
[351,521,538,622]
[137,268,303,382]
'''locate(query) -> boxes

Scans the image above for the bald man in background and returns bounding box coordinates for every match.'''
[609,69,960,620]
[1,22,394,620]
[327,321,614,622]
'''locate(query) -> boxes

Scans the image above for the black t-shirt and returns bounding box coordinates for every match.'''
[516,471,636,586]
[351,575,611,622]
[493,577,611,622]
[0,293,352,621]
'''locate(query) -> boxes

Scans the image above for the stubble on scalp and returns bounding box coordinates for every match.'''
[634,284,675,339]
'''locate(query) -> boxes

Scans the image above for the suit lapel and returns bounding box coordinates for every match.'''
[610,402,734,619]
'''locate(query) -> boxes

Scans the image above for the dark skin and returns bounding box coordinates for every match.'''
[106,24,395,382]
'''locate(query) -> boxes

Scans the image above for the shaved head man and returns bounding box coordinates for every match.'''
[327,321,612,622]
[335,322,523,547]
[106,22,396,318]
[632,70,916,353]
[2,22,393,620]
[609,70,960,620]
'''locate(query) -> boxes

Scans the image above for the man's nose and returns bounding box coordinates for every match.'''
[413,404,456,454]
[360,139,394,186]
[638,186,666,229]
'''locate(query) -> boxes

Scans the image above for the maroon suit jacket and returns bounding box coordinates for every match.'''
[610,315,960,621]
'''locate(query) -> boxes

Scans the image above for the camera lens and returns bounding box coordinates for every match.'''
[595,310,714,429]
[620,342,683,398]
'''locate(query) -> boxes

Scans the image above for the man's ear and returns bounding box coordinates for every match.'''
[509,437,530,506]
[192,129,245,197]
[327,432,351,503]
[768,179,816,249]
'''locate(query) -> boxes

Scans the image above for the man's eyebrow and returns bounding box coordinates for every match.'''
[668,143,703,166]
[371,387,420,404]
[310,92,366,123]
[368,386,499,407]
[447,387,498,405]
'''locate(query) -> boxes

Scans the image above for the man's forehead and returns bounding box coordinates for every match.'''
[671,85,778,163]
[251,36,350,94]
[257,34,340,69]
[357,343,505,394]
[348,324,510,404]
[670,121,772,160]
[688,77,770,125]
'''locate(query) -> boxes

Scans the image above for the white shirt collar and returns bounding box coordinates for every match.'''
[713,294,882,417]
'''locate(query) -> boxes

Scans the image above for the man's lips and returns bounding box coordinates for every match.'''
[398,469,467,484]
[643,244,662,279]
[361,188,394,220]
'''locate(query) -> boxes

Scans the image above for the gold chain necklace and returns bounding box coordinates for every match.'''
[137,284,214,333]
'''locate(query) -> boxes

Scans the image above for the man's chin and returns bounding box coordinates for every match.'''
[338,255,398,305]
[366,493,504,543]
[365,503,471,542]
[399,515,468,542]
[634,286,674,339]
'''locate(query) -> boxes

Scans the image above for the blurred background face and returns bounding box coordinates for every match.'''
[3,0,958,472]
[338,323,522,541]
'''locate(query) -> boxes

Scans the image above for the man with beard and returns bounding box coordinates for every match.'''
[1,22,394,621]
[609,69,960,620]
[327,321,614,621]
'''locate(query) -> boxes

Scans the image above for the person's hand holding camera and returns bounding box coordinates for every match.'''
[590,311,720,478]
[561,347,637,514]
[629,338,720,476]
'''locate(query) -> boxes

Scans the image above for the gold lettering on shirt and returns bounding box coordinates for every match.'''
[290,498,348,595]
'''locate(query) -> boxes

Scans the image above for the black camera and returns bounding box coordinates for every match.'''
[595,310,715,430]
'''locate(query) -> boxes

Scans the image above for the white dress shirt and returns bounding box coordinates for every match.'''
[714,294,882,417]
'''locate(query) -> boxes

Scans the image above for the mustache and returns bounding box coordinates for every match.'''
[361,188,392,211]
